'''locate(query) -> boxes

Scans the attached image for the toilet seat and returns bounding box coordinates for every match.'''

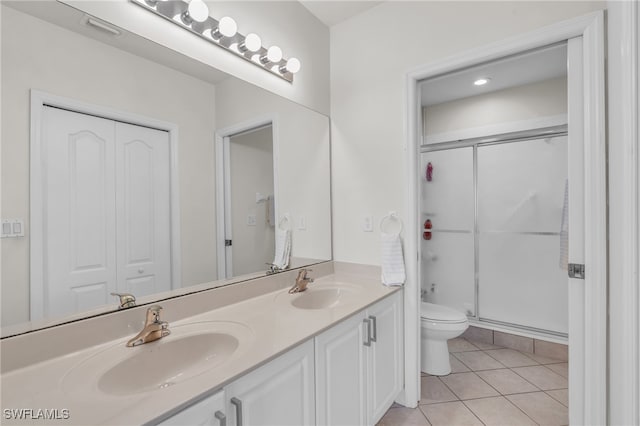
[421,302,467,323]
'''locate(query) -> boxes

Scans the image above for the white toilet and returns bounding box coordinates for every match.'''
[420,302,469,376]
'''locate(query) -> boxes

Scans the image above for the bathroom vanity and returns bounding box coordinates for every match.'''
[0,263,403,425]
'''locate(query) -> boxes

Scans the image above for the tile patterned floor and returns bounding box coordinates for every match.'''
[377,338,568,426]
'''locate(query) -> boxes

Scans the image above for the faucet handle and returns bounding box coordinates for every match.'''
[111,292,136,309]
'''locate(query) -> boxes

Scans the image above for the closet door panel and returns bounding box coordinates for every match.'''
[115,122,172,296]
[42,106,117,318]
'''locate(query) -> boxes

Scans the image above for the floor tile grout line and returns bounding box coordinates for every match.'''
[501,393,545,425]
[414,404,432,425]
[458,399,489,426]
[482,348,542,367]
[544,389,569,408]
[436,374,465,401]
[509,365,568,391]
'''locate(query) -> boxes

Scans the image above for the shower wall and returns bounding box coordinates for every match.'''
[421,136,568,336]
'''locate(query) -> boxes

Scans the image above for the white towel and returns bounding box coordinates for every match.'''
[559,179,569,270]
[273,228,291,270]
[381,232,406,286]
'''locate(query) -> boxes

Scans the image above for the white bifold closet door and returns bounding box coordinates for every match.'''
[42,106,171,319]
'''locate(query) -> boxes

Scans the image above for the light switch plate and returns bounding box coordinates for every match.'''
[297,216,306,230]
[1,219,24,238]
[247,214,257,226]
[363,216,373,232]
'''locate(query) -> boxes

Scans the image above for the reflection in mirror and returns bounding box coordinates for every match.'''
[225,125,276,278]
[1,1,331,336]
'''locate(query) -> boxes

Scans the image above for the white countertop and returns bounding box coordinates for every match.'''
[0,270,400,425]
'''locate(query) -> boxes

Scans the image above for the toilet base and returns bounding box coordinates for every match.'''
[421,338,451,376]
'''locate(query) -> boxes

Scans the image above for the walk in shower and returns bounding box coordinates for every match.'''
[420,128,568,338]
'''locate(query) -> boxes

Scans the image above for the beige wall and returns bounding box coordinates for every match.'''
[330,1,604,266]
[1,6,218,325]
[60,0,331,115]
[216,77,332,262]
[423,77,568,137]
[230,127,275,276]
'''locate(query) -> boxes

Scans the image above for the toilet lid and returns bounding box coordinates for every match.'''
[421,302,467,323]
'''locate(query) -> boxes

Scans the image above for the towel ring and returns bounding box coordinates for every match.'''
[380,212,403,234]
[279,214,291,231]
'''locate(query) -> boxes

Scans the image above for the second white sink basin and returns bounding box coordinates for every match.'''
[281,282,362,310]
[62,321,253,397]
[291,288,353,309]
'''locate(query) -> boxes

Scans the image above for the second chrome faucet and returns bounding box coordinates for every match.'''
[288,269,314,294]
[126,305,170,347]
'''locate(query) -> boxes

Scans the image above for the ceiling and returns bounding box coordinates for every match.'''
[299,1,384,27]
[420,43,568,107]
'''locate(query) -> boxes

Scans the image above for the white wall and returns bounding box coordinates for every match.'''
[230,127,275,276]
[330,1,604,266]
[423,77,567,137]
[60,0,330,115]
[215,77,332,262]
[1,6,218,325]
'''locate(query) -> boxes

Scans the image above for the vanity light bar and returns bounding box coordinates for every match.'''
[130,0,299,83]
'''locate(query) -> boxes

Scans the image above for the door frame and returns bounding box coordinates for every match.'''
[30,90,182,321]
[214,115,279,280]
[403,11,606,423]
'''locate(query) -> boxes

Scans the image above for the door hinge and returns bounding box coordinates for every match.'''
[225,239,232,247]
[568,263,585,279]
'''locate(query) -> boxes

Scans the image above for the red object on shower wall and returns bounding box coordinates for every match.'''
[426,162,433,181]
[423,219,432,240]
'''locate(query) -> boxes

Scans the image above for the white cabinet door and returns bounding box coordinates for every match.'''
[367,292,403,424]
[315,292,403,426]
[315,311,368,426]
[225,340,315,426]
[158,389,226,426]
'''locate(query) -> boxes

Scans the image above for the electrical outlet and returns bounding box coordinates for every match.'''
[247,214,257,226]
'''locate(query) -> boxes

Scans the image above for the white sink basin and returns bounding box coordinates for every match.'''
[62,321,253,397]
[282,283,362,310]
[292,288,352,309]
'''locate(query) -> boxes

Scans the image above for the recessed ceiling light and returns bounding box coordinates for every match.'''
[474,78,491,86]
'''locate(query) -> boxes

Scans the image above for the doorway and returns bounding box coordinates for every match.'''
[215,119,278,280]
[403,12,606,424]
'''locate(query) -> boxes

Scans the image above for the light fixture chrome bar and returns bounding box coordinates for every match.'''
[130,0,295,83]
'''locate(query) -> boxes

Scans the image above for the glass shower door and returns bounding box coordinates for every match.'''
[477,136,568,334]
[420,148,474,315]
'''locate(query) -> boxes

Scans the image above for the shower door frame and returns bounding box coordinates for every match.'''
[420,126,569,338]
[404,11,606,424]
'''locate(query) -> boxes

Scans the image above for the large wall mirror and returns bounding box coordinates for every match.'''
[0,1,332,337]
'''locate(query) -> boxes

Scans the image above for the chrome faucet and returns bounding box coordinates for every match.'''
[111,292,136,309]
[126,305,170,347]
[288,269,314,294]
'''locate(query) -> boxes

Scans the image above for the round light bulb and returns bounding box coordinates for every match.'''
[474,77,491,86]
[285,57,301,74]
[267,46,283,63]
[243,33,262,52]
[187,0,209,23]
[218,16,237,37]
